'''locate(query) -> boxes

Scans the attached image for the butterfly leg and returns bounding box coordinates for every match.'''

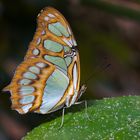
[75,100,91,121]
[58,94,77,129]
[59,106,67,129]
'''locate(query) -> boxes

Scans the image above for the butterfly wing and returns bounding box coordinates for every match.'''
[4,7,80,114]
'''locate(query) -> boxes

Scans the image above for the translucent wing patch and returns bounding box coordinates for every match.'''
[36,68,69,114]
[44,40,63,52]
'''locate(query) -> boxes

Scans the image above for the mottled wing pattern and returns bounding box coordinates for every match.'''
[3,7,80,114]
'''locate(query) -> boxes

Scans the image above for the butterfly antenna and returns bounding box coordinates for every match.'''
[83,63,111,85]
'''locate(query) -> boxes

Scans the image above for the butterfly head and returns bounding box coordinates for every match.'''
[77,84,87,100]
[80,84,87,94]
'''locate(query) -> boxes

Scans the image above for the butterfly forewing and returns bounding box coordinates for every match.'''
[4,7,80,114]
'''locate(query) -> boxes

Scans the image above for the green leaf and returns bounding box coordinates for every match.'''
[23,96,140,140]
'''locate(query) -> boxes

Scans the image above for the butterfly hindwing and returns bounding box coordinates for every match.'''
[4,58,56,113]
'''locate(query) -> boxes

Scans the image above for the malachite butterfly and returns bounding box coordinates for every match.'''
[3,7,87,114]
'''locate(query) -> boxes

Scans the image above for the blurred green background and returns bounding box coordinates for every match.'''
[0,0,140,139]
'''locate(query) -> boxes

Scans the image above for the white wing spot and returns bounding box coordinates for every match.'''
[73,39,77,46]
[37,38,41,45]
[36,62,48,68]
[41,30,46,35]
[20,95,35,104]
[29,66,40,74]
[20,86,35,95]
[23,72,37,80]
[37,13,40,17]
[22,104,32,113]
[40,9,44,13]
[67,26,72,35]
[32,49,40,56]
[44,16,49,21]
[69,39,73,45]
[63,38,72,47]
[19,79,32,86]
[48,13,55,18]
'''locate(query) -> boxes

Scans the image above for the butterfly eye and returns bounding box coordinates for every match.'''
[81,85,87,92]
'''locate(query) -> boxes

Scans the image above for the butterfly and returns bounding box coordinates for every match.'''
[3,7,87,115]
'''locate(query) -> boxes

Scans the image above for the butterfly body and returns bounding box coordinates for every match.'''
[4,7,86,114]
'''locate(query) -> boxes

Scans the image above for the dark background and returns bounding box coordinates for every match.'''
[0,0,140,139]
